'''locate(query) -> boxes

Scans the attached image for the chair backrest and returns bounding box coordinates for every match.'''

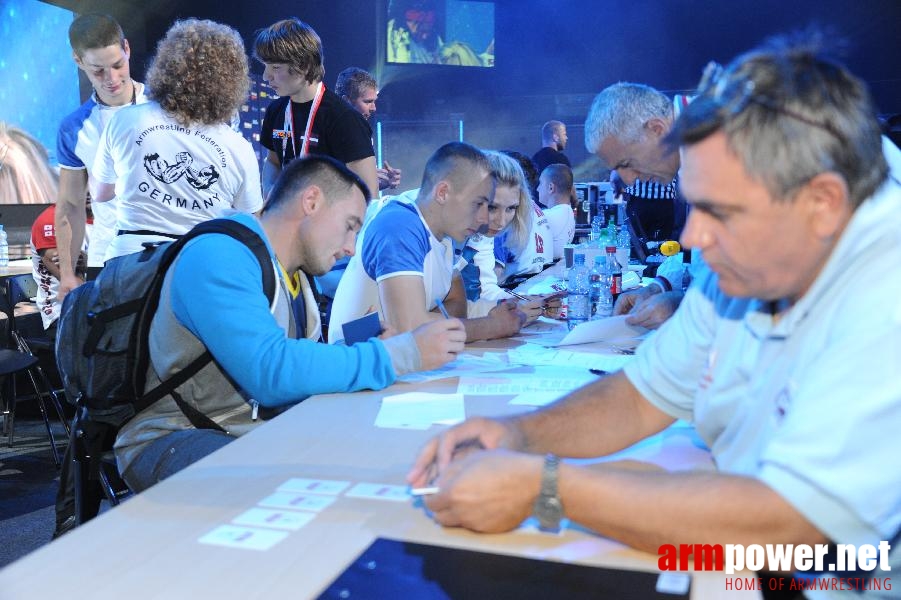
[1,273,43,345]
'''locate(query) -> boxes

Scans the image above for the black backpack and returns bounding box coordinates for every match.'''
[56,219,276,430]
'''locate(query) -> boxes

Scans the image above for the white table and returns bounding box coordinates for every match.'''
[0,335,760,599]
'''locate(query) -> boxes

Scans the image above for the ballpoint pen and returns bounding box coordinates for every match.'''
[435,297,451,319]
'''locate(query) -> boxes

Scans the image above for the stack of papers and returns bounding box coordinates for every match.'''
[396,352,510,384]
[507,344,634,372]
[457,366,597,396]
[547,315,649,347]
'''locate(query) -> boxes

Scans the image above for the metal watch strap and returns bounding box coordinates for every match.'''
[534,453,563,532]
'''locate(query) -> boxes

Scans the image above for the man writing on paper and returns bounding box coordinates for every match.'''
[328,142,526,344]
[116,156,465,492]
[408,34,900,586]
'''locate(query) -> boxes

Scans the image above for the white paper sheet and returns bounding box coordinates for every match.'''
[547,315,648,347]
[457,366,596,396]
[395,352,512,384]
[374,392,466,429]
[507,343,635,372]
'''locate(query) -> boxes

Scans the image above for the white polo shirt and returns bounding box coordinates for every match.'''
[625,175,901,597]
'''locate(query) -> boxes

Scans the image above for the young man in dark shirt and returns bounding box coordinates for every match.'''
[254,19,378,200]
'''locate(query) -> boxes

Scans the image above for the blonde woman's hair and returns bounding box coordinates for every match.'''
[0,122,58,204]
[483,150,530,252]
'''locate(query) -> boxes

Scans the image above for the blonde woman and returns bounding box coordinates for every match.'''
[461,150,558,320]
[0,122,58,204]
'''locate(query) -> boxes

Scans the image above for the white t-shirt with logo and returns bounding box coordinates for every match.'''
[93,102,263,259]
[57,82,149,266]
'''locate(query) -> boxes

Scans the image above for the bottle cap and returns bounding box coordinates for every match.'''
[660,240,681,256]
[605,246,616,253]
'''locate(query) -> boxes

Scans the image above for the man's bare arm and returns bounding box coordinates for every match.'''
[378,275,442,333]
[55,168,88,300]
[345,156,379,202]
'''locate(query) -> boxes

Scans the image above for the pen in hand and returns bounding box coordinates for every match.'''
[435,297,451,319]
[506,289,530,302]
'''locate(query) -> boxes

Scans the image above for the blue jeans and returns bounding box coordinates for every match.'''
[122,429,234,492]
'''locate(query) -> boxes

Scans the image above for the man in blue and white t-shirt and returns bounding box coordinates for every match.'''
[55,14,148,301]
[329,142,526,344]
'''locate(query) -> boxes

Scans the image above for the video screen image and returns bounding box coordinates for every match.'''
[387,0,495,67]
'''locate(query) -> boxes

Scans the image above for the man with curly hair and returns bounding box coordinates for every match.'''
[254,18,378,201]
[92,19,263,260]
[55,13,149,302]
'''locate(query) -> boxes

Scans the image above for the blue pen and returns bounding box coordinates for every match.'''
[435,297,451,319]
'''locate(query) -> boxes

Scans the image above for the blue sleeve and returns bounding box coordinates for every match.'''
[362,205,429,281]
[57,106,91,169]
[169,232,396,407]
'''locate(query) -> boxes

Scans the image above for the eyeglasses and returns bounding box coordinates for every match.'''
[709,78,845,144]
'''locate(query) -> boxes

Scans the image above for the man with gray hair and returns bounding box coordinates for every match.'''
[585,82,696,328]
[409,34,901,591]
[584,82,689,190]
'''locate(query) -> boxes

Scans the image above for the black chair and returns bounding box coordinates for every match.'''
[70,406,132,526]
[0,273,69,465]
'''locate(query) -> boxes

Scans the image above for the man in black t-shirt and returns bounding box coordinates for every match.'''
[531,120,571,175]
[254,19,378,200]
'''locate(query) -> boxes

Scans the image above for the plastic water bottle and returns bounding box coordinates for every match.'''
[566,254,591,330]
[590,255,613,319]
[590,215,603,245]
[617,223,631,264]
[0,225,8,268]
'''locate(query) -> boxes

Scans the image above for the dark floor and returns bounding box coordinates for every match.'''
[0,418,67,568]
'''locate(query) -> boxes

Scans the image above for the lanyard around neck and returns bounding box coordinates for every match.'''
[283,82,325,163]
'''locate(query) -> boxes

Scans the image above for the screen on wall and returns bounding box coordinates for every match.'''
[386,0,494,67]
[0,0,79,163]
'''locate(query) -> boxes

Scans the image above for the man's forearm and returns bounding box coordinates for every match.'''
[460,315,512,342]
[560,465,826,553]
[510,371,674,458]
[55,201,85,279]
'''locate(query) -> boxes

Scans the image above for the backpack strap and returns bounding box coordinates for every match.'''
[132,219,277,432]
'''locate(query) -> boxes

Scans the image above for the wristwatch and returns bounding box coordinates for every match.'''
[533,454,564,532]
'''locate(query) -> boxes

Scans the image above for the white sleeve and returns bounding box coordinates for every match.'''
[91,114,119,185]
[231,138,264,213]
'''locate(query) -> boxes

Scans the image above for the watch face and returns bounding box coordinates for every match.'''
[537,495,564,531]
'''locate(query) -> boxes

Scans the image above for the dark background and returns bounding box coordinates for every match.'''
[36,0,901,186]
